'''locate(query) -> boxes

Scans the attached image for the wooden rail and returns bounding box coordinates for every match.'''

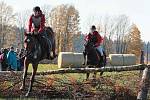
[0,64,147,75]
[1,64,150,99]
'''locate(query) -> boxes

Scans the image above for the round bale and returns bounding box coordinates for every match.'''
[109,54,136,66]
[58,52,84,68]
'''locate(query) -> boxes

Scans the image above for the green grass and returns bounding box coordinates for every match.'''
[0,64,142,99]
[27,64,141,90]
[28,64,87,82]
[27,64,140,84]
[28,64,58,72]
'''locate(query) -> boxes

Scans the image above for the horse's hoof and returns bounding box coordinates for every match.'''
[25,92,30,97]
[82,62,85,65]
[20,86,24,91]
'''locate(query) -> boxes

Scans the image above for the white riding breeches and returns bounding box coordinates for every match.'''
[96,45,104,56]
[0,63,1,71]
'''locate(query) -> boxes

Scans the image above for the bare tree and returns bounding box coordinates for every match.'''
[49,4,80,53]
[16,10,30,48]
[41,5,52,26]
[0,1,16,48]
[113,15,131,54]
[101,16,116,55]
[95,15,132,55]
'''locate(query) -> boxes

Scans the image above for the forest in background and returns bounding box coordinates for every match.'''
[0,1,149,60]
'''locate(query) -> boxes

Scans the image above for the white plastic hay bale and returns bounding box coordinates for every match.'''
[123,54,136,65]
[58,52,84,68]
[109,54,136,66]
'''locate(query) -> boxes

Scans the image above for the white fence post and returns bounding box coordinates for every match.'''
[137,67,150,100]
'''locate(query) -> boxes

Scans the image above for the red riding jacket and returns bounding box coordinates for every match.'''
[28,12,45,33]
[85,31,103,47]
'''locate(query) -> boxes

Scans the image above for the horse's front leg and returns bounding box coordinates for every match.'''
[25,63,38,97]
[20,58,29,90]
[86,73,90,80]
[82,51,86,65]
[93,72,96,79]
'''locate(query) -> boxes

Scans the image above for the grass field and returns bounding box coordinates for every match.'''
[27,64,141,84]
[27,64,141,89]
[28,64,58,72]
[0,64,146,99]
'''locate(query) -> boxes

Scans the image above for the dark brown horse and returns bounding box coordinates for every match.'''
[83,35,106,80]
[20,27,56,96]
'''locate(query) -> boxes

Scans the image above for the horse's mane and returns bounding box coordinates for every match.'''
[46,27,54,35]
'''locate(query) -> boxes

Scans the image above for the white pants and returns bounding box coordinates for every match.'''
[96,46,104,56]
[0,63,2,71]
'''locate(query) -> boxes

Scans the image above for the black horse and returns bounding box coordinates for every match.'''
[83,36,106,80]
[20,27,56,96]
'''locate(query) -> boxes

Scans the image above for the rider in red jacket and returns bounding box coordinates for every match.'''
[85,25,104,55]
[27,6,56,59]
[28,6,45,34]
[85,29,103,47]
[83,25,104,65]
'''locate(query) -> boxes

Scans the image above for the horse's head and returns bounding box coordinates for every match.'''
[85,34,98,52]
[84,36,100,66]
[24,33,37,54]
[84,39,95,52]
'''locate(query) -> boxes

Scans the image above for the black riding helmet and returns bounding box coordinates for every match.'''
[91,25,96,30]
[33,6,41,12]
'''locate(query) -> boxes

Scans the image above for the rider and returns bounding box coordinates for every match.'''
[83,25,104,65]
[28,6,45,35]
[28,6,56,59]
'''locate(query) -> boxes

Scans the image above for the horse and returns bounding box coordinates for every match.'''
[20,27,56,96]
[83,36,106,80]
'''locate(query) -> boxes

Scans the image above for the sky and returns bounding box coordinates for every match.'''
[3,0,150,42]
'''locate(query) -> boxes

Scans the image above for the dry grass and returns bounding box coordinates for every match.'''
[0,64,144,99]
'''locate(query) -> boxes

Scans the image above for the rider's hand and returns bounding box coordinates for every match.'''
[33,28,39,35]
[26,32,33,34]
[94,45,97,47]
[34,31,38,35]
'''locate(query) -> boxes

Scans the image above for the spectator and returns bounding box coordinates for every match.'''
[1,48,4,53]
[18,49,25,71]
[15,48,21,71]
[7,46,18,71]
[15,48,20,56]
[1,48,8,71]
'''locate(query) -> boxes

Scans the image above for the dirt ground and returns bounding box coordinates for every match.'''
[0,71,142,100]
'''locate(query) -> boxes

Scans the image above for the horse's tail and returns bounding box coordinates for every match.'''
[45,26,55,48]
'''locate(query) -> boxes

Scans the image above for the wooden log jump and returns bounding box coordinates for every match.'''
[34,64,147,76]
[0,64,150,99]
[0,64,147,76]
